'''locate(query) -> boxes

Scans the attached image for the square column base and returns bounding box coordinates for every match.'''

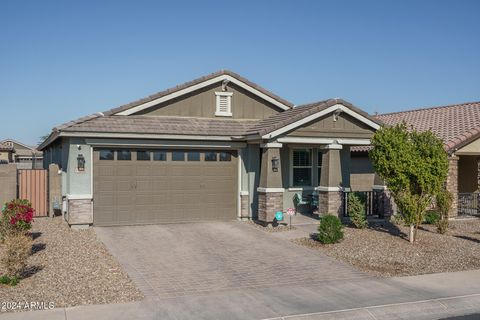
[258,191,283,223]
[318,191,343,217]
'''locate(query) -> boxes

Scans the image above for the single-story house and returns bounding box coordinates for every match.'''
[352,101,480,216]
[0,139,43,169]
[39,70,384,227]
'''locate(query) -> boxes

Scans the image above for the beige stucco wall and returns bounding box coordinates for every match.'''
[0,164,17,205]
[135,82,283,119]
[0,152,10,161]
[456,138,480,155]
[350,154,375,191]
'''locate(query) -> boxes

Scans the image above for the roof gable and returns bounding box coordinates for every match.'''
[105,70,293,116]
[249,99,381,139]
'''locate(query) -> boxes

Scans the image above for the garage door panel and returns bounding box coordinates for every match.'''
[94,148,237,226]
[116,165,134,176]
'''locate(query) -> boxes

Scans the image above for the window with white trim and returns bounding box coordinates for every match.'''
[291,149,312,187]
[215,91,233,117]
[317,150,323,185]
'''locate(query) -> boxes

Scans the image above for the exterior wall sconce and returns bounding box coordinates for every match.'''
[271,156,279,172]
[77,154,85,172]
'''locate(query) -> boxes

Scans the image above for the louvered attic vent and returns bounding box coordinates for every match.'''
[215,91,233,117]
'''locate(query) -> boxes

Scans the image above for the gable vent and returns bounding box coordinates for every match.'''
[215,91,233,117]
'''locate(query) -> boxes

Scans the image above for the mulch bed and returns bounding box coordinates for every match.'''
[292,218,480,277]
[0,217,143,312]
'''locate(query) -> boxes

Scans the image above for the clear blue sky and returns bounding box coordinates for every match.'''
[1,0,479,145]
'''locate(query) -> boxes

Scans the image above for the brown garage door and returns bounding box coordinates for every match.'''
[93,149,238,226]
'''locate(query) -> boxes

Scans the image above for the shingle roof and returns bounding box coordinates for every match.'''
[376,101,480,152]
[247,98,382,136]
[103,70,294,116]
[60,115,259,137]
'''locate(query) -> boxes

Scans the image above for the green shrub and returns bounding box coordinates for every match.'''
[0,232,32,278]
[348,193,367,229]
[0,274,19,286]
[317,215,344,244]
[424,210,440,225]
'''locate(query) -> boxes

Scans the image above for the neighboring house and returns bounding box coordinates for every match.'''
[352,101,480,215]
[39,70,383,227]
[0,142,14,163]
[0,139,43,169]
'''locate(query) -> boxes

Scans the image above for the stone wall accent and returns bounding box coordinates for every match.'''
[318,191,343,217]
[67,198,93,225]
[446,155,459,217]
[0,164,17,205]
[374,189,396,218]
[258,191,283,224]
[240,194,249,219]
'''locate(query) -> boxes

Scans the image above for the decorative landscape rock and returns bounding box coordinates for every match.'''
[0,217,143,312]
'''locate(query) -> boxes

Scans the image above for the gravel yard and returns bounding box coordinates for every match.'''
[0,217,143,311]
[292,218,480,277]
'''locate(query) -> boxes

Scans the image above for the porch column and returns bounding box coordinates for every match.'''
[257,143,284,224]
[372,174,396,218]
[317,143,344,217]
[447,155,459,217]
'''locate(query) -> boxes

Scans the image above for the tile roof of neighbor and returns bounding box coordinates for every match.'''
[376,101,480,152]
[351,101,480,153]
[0,142,13,151]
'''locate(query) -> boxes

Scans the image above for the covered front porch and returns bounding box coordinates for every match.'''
[453,138,480,216]
[249,100,385,224]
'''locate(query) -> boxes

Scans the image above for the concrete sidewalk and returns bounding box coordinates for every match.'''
[1,270,480,320]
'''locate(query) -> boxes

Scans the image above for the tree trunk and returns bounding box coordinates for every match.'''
[409,224,415,243]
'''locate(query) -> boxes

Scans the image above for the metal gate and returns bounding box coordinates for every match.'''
[17,169,48,217]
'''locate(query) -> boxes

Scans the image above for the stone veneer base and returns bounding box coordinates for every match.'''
[258,191,283,223]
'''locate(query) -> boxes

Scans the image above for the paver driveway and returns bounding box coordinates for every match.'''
[95,222,368,299]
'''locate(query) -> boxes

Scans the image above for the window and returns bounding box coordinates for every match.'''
[172,151,185,161]
[99,150,114,160]
[137,151,151,161]
[219,152,231,162]
[187,151,200,161]
[292,149,312,187]
[215,92,233,117]
[317,150,323,184]
[153,151,166,161]
[205,152,217,161]
[117,150,131,160]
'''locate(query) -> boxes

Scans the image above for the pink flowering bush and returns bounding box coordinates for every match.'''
[0,199,34,238]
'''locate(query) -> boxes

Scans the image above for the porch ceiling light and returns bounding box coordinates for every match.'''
[271,156,279,172]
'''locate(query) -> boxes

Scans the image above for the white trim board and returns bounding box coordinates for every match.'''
[262,104,380,139]
[257,187,285,193]
[277,137,371,145]
[115,75,291,115]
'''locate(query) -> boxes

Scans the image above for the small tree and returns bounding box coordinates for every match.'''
[317,215,344,244]
[348,193,368,229]
[436,190,453,234]
[369,123,449,243]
